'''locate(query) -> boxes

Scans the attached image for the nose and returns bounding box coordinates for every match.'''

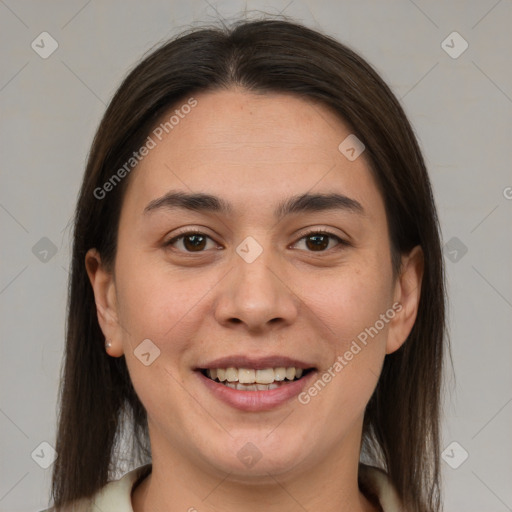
[213,248,300,334]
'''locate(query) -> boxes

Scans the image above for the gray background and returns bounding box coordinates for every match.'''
[1,0,511,511]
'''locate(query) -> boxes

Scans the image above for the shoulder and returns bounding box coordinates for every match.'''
[358,463,404,512]
[40,464,152,512]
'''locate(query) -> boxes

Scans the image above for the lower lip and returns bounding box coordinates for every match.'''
[196,370,317,412]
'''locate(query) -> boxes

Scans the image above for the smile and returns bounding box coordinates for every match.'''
[200,366,312,391]
[196,359,317,411]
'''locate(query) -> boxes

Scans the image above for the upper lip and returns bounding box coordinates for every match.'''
[196,355,316,370]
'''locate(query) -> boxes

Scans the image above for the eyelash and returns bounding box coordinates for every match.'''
[164,228,347,253]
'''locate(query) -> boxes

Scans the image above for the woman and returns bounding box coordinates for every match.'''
[46,17,447,512]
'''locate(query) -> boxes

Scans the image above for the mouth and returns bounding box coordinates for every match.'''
[195,355,318,411]
[195,356,318,411]
[199,366,315,391]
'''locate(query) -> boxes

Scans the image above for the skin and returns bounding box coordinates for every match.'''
[86,88,423,512]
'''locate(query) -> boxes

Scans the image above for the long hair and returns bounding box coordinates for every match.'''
[50,17,447,512]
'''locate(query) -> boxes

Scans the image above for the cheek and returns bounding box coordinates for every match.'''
[294,256,394,427]
[113,251,223,353]
[113,249,177,343]
[297,277,392,444]
[113,259,209,411]
[301,262,394,350]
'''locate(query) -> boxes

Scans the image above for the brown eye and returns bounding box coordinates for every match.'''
[305,234,330,251]
[294,231,344,252]
[183,234,207,251]
[166,232,216,252]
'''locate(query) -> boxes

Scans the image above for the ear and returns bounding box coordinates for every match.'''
[386,245,424,354]
[85,248,124,357]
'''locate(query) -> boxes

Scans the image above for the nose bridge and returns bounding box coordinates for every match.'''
[213,238,299,330]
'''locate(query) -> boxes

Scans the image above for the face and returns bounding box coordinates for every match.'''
[87,89,422,481]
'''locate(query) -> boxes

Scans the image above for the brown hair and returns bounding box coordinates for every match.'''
[50,17,447,512]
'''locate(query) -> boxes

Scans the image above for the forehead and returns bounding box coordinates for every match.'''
[122,89,383,220]
[151,89,349,164]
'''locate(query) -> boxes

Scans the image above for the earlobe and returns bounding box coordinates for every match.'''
[85,249,124,357]
[386,245,424,354]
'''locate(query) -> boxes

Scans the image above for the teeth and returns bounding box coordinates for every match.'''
[274,367,287,381]
[286,367,296,380]
[226,367,238,382]
[224,382,282,391]
[238,368,255,384]
[205,366,306,384]
[255,369,274,384]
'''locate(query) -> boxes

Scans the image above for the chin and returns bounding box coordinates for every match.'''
[199,430,312,479]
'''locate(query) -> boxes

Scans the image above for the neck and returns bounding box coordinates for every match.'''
[132,421,378,512]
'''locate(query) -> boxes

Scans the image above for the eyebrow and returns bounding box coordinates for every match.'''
[143,190,365,220]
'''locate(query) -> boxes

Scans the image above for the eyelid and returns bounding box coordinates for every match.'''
[164,226,349,253]
[290,228,347,250]
[164,227,220,248]
[292,224,349,243]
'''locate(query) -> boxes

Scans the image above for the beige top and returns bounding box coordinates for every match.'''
[41,463,403,511]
